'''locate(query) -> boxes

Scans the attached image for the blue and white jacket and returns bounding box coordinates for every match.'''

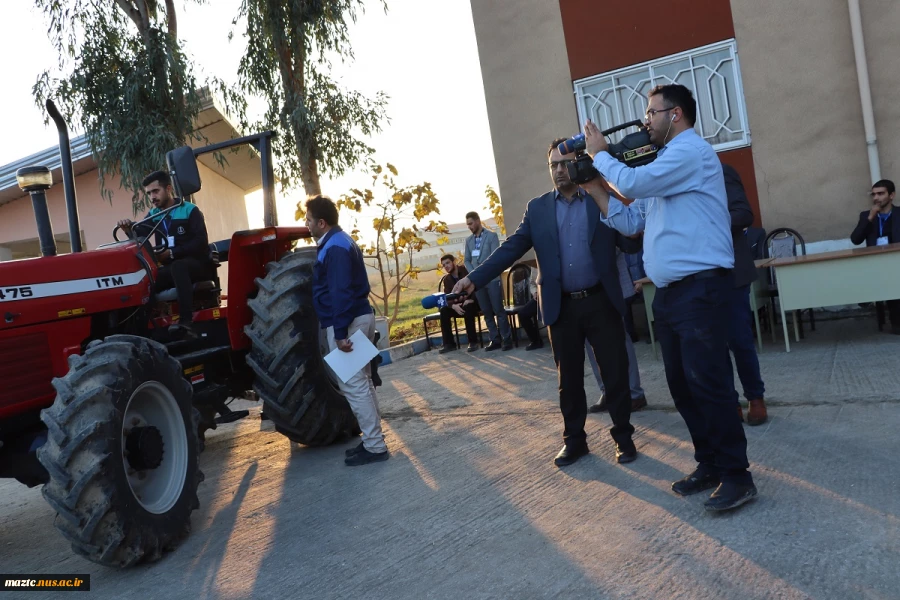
[313,226,373,339]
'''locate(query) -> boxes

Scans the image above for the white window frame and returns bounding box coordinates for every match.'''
[573,39,751,151]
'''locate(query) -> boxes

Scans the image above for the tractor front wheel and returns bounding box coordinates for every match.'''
[37,335,203,568]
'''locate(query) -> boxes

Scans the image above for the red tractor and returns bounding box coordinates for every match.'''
[0,101,359,567]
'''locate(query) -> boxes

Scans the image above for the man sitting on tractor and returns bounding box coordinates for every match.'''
[117,170,213,338]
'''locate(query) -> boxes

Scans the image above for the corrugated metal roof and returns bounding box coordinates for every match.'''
[0,133,94,195]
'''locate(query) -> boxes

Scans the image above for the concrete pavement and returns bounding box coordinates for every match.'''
[1,317,899,599]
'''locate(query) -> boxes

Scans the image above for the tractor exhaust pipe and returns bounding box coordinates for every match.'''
[16,166,56,257]
[45,100,82,253]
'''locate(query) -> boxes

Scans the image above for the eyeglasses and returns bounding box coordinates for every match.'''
[644,106,676,121]
[549,160,575,170]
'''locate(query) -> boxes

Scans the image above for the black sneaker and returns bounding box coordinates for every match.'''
[704,481,758,511]
[439,344,458,354]
[169,322,199,340]
[344,447,389,466]
[485,340,502,352]
[467,343,479,352]
[501,339,513,351]
[345,441,365,457]
[525,340,544,351]
[672,467,720,496]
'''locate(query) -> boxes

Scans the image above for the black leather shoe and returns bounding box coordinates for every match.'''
[554,444,589,467]
[615,442,637,464]
[631,395,647,411]
[501,339,513,351]
[467,343,479,352]
[672,467,720,496]
[344,447,389,466]
[345,441,365,457]
[704,481,758,511]
[439,344,457,354]
[169,322,199,340]
[485,340,502,351]
[525,340,544,351]
[588,393,607,413]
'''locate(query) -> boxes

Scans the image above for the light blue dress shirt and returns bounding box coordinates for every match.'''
[593,128,734,287]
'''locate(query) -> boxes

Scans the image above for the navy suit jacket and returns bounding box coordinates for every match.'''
[851,206,900,246]
[468,190,639,327]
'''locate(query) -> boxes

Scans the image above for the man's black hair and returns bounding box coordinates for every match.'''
[549,137,568,156]
[649,84,697,127]
[873,179,896,195]
[440,253,455,263]
[465,211,480,221]
[305,195,340,226]
[142,170,171,188]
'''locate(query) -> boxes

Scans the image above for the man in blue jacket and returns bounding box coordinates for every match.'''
[453,138,639,468]
[305,195,388,466]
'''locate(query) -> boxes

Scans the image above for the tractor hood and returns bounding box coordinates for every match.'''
[0,242,154,330]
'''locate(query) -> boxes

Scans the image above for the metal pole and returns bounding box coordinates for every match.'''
[30,190,57,257]
[259,134,278,227]
[848,0,881,184]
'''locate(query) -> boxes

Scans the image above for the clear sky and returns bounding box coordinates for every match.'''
[0,0,499,235]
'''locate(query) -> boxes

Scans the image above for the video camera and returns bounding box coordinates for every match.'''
[557,120,659,184]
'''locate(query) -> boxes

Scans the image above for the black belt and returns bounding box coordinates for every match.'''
[666,267,731,289]
[564,282,603,300]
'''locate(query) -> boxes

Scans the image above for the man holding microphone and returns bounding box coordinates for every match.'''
[581,84,757,511]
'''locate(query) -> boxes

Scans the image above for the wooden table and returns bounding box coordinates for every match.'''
[637,258,773,359]
[768,243,900,352]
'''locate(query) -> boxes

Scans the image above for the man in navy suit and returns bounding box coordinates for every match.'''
[851,179,900,334]
[453,138,639,467]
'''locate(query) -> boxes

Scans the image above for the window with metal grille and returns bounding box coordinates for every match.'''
[573,40,750,151]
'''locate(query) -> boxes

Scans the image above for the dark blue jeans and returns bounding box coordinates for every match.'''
[727,285,766,401]
[653,272,752,484]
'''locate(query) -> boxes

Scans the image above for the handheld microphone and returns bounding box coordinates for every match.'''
[421,291,468,310]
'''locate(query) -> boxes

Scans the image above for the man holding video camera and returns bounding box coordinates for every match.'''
[581,84,756,512]
[452,138,639,469]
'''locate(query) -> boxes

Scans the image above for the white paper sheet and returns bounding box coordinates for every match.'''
[323,329,380,384]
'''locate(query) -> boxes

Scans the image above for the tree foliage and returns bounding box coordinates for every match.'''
[296,162,448,327]
[33,0,232,214]
[233,0,389,197]
[483,184,505,235]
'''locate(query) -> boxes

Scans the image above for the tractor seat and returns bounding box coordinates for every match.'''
[155,280,218,302]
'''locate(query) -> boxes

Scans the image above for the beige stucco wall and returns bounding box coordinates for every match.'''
[469,0,579,234]
[731,0,900,242]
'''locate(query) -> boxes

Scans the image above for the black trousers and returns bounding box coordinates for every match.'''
[517,299,542,344]
[547,285,633,449]
[155,257,211,323]
[653,271,752,485]
[440,304,479,347]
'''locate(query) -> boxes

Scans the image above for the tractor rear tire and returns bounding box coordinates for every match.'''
[245,248,359,445]
[37,335,203,568]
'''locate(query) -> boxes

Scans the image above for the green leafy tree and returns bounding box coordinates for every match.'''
[233,0,389,197]
[33,0,238,213]
[484,184,505,235]
[297,162,448,327]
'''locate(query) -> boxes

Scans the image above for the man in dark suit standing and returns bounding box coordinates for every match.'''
[722,163,768,425]
[851,179,900,334]
[452,138,638,467]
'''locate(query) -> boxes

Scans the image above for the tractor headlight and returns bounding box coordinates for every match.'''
[16,166,53,192]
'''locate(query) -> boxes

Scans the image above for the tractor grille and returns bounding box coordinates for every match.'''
[0,333,54,408]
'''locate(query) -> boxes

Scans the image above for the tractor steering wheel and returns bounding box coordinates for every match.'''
[112,223,170,254]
